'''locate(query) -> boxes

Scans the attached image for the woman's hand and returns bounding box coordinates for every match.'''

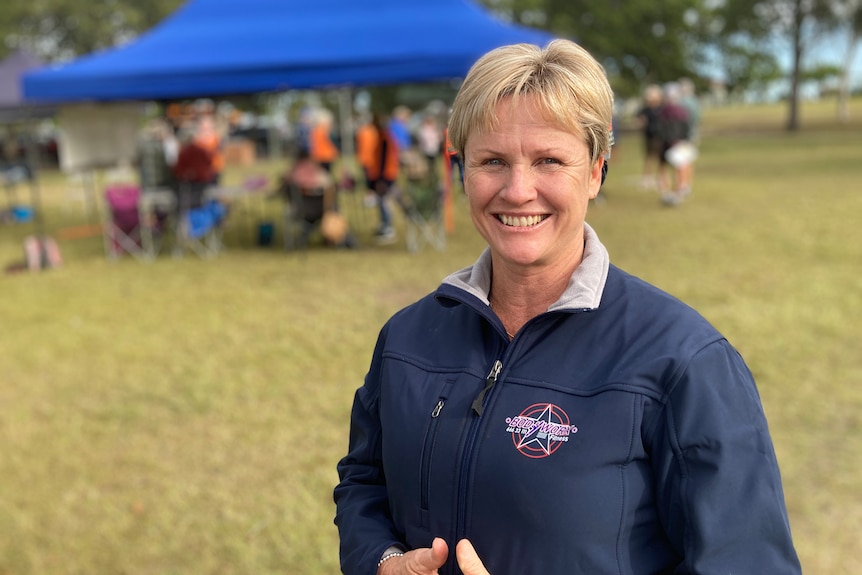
[456,539,491,575]
[377,537,491,575]
[377,537,448,574]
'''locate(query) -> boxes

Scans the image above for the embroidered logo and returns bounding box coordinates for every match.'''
[505,403,577,459]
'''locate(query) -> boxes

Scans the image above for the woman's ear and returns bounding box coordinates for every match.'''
[589,156,605,199]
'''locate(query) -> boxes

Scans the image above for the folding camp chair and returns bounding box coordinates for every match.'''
[402,178,446,253]
[173,181,226,258]
[103,183,159,261]
[282,183,327,252]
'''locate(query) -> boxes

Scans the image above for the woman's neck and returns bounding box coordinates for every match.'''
[488,249,582,335]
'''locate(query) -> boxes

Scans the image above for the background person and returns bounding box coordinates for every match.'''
[365,112,401,243]
[416,113,443,182]
[355,113,378,205]
[309,109,340,174]
[193,112,225,185]
[281,148,355,248]
[635,83,664,191]
[334,39,801,575]
[389,105,413,153]
[443,124,464,191]
[657,81,692,205]
[172,128,215,209]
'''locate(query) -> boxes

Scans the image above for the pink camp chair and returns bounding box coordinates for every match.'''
[103,184,157,261]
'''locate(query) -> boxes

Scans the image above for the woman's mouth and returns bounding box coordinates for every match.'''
[497,214,548,227]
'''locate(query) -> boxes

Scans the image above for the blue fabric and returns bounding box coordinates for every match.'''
[22,0,555,102]
[185,201,225,239]
[388,122,412,150]
[11,205,34,222]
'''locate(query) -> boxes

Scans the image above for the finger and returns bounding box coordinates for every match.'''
[408,538,448,574]
[455,539,490,575]
[426,537,449,570]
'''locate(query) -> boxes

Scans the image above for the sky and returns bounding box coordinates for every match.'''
[785,29,861,99]
[700,28,861,101]
[810,29,862,88]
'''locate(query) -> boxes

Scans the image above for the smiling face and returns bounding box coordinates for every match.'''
[463,95,604,274]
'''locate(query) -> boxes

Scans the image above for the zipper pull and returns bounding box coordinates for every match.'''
[431,400,444,418]
[472,360,502,416]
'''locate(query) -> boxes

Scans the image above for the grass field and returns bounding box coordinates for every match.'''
[1,97,860,574]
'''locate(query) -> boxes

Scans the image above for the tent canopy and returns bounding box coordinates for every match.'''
[22,0,555,102]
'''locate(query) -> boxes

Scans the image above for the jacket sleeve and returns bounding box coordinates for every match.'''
[333,326,404,575]
[647,339,802,574]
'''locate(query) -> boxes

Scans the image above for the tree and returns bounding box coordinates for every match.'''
[721,43,784,100]
[700,0,846,129]
[482,0,708,98]
[686,0,775,100]
[752,0,841,130]
[0,0,184,61]
[833,0,861,121]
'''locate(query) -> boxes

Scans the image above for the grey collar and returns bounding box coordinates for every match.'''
[441,222,610,311]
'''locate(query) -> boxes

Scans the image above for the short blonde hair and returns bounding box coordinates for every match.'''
[448,39,614,163]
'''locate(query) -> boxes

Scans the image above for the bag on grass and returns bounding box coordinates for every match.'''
[321,210,348,245]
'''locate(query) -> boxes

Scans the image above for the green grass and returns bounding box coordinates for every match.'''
[1,97,861,574]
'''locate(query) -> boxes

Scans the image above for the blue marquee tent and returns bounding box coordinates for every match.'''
[22,0,554,102]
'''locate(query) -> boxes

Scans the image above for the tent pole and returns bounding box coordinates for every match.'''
[23,124,45,236]
[337,86,358,180]
[83,169,100,224]
[23,119,50,267]
[338,87,355,162]
[266,93,283,160]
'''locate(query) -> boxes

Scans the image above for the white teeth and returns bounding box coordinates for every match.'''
[499,214,546,227]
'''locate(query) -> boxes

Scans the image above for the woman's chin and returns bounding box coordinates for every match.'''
[491,241,549,268]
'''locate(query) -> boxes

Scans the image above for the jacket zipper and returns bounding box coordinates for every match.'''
[456,360,503,544]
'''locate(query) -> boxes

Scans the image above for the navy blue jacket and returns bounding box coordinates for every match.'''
[334,228,801,575]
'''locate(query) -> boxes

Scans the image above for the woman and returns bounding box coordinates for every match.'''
[334,40,801,575]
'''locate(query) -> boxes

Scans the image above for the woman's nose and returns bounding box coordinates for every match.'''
[500,165,537,204]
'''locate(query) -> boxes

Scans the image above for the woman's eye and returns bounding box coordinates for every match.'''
[541,157,561,165]
[483,158,503,166]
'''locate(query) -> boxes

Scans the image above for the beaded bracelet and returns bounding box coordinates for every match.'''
[377,551,404,567]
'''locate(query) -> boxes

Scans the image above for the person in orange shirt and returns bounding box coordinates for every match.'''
[309,109,339,174]
[355,114,378,185]
[364,112,400,242]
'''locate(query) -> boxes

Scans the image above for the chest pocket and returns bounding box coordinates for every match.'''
[378,362,483,545]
